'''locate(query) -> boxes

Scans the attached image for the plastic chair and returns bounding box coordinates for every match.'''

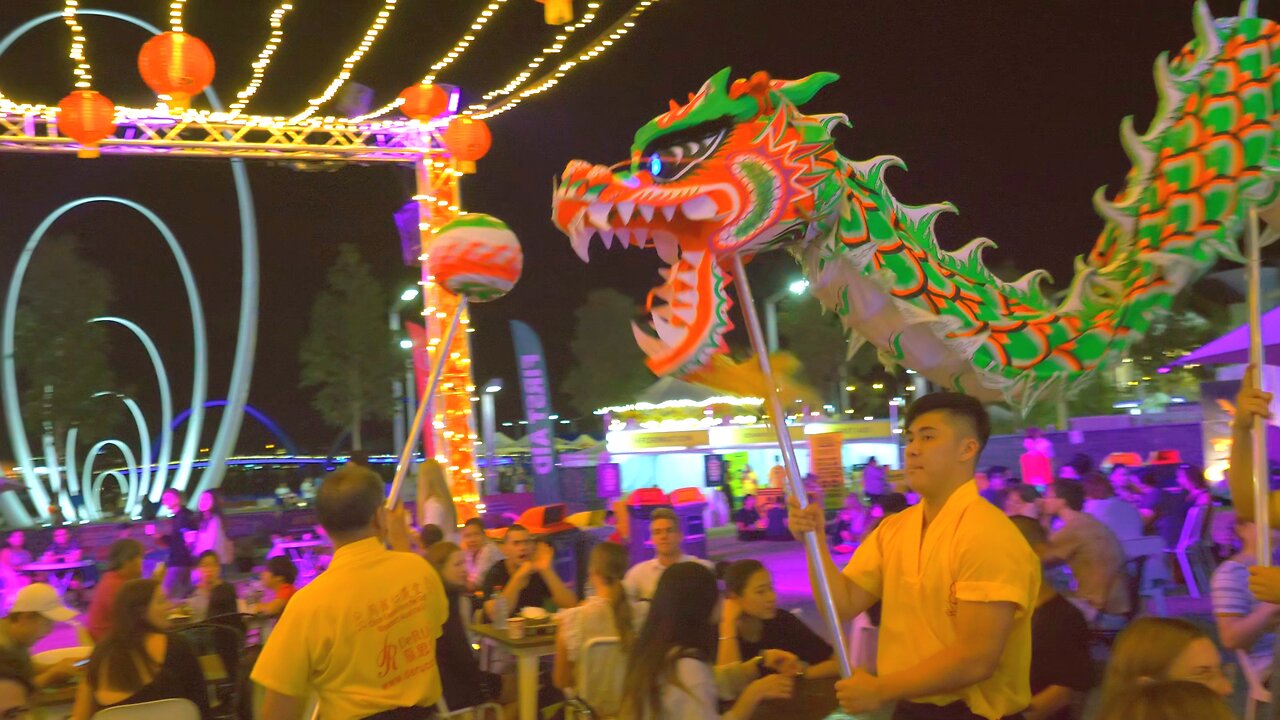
[436,699,504,719]
[171,619,246,719]
[1122,535,1168,616]
[1237,650,1273,720]
[566,636,625,719]
[1168,505,1212,597]
[848,612,878,674]
[91,698,201,720]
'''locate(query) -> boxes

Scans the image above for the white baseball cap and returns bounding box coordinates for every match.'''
[9,583,77,622]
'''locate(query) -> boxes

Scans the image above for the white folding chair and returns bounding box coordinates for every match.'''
[1168,505,1211,597]
[566,636,625,719]
[1236,649,1272,720]
[92,698,201,720]
[436,699,504,719]
[1122,535,1168,616]
[848,612,878,674]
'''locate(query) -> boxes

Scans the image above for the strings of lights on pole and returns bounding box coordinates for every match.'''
[62,0,94,89]
[228,2,295,117]
[289,0,401,123]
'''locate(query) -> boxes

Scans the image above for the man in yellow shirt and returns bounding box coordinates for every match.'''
[790,392,1040,720]
[253,465,449,720]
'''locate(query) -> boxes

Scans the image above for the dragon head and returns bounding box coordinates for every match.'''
[552,68,846,377]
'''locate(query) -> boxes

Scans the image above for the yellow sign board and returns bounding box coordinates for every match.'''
[808,432,846,491]
[606,429,710,453]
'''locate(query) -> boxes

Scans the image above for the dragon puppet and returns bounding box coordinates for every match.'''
[552,2,1280,408]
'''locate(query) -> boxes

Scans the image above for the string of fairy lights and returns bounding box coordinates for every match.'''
[289,0,400,123]
[347,0,512,123]
[62,0,93,89]
[227,2,295,117]
[1,0,664,130]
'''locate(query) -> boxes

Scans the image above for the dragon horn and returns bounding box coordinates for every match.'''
[1192,1,1223,61]
[1241,0,1258,18]
[773,72,841,108]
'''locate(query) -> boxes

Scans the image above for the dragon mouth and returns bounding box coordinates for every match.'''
[553,163,737,376]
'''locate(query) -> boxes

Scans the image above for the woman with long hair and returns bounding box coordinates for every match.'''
[1098,617,1232,715]
[553,542,633,715]
[193,490,233,567]
[70,579,209,719]
[1099,680,1235,720]
[717,560,839,679]
[620,562,796,720]
[426,541,508,712]
[418,460,458,539]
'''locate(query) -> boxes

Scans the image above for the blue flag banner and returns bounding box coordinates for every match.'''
[510,320,560,505]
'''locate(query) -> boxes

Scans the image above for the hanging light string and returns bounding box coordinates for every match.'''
[168,0,188,33]
[228,2,296,117]
[347,0,510,123]
[288,0,401,124]
[479,1,602,104]
[473,0,661,121]
[1,0,661,130]
[63,0,94,89]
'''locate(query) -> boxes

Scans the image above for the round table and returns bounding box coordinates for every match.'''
[19,560,96,596]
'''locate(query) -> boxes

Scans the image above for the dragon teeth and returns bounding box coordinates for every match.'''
[660,205,677,222]
[616,228,633,246]
[633,227,651,245]
[616,201,635,224]
[654,233,680,264]
[600,229,616,249]
[671,304,695,323]
[570,223,593,262]
[631,321,668,357]
[682,250,704,265]
[587,202,612,230]
[681,196,717,221]
[638,204,655,222]
[652,314,683,346]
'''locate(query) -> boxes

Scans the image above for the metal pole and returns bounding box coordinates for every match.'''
[765,300,779,355]
[481,392,498,493]
[1248,208,1271,566]
[889,399,902,469]
[404,358,418,458]
[732,255,852,677]
[387,299,467,509]
[391,310,406,454]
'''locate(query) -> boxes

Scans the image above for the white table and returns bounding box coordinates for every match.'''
[272,538,329,580]
[471,623,556,720]
[20,560,95,596]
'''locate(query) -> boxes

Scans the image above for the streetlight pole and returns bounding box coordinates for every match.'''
[480,378,502,496]
[390,287,420,456]
[763,279,809,354]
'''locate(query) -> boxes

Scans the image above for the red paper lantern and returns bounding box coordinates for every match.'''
[137,31,215,110]
[57,90,117,159]
[442,117,492,173]
[399,84,449,122]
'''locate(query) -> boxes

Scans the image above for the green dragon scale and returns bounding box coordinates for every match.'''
[551,1,1280,407]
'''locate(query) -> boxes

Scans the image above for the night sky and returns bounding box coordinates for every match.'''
[1,0,1277,457]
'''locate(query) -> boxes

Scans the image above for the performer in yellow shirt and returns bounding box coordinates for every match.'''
[790,392,1040,720]
[253,465,449,720]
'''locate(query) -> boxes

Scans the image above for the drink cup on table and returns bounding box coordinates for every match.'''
[507,616,526,639]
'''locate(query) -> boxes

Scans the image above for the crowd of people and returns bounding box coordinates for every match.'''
[0,380,1273,719]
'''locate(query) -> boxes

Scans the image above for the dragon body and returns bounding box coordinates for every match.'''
[552,2,1280,407]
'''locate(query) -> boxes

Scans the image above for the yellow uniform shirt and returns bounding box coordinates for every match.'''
[844,481,1040,720]
[252,537,449,719]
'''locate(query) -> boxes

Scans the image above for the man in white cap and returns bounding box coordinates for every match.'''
[0,583,79,689]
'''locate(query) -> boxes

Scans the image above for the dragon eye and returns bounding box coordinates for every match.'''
[649,154,663,176]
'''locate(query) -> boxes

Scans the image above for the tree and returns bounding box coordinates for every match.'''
[562,288,654,419]
[776,296,848,408]
[299,244,399,450]
[13,236,118,448]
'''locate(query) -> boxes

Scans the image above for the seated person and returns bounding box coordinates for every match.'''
[1081,472,1144,541]
[70,579,209,720]
[250,555,298,618]
[622,509,713,614]
[1004,484,1042,520]
[1211,513,1280,680]
[717,560,839,679]
[0,584,81,690]
[0,646,32,719]
[188,552,243,635]
[482,524,577,620]
[1011,517,1094,720]
[41,528,82,563]
[554,542,634,716]
[1039,480,1130,622]
[428,541,510,712]
[827,495,869,552]
[460,518,503,592]
[418,524,445,553]
[88,539,146,642]
[734,495,766,541]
